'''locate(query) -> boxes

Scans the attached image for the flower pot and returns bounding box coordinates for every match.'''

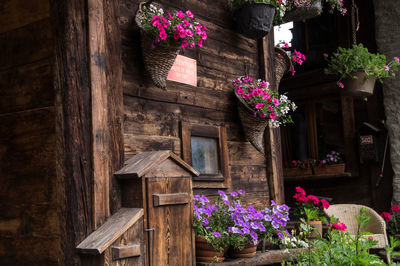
[306,220,323,239]
[233,2,276,39]
[274,47,292,88]
[283,167,312,177]
[231,243,257,258]
[135,5,180,89]
[313,164,345,175]
[195,236,227,262]
[342,71,377,98]
[282,0,323,23]
[234,89,269,154]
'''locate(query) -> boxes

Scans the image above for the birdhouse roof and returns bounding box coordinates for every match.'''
[114,150,199,178]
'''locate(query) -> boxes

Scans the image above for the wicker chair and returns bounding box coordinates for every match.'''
[324,204,389,248]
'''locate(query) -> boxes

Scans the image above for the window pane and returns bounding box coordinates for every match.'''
[191,136,219,174]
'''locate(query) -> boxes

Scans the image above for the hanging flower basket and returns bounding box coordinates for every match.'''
[234,88,269,154]
[233,2,276,39]
[282,0,323,23]
[274,47,292,87]
[342,71,377,98]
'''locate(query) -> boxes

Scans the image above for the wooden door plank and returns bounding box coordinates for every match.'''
[153,193,189,207]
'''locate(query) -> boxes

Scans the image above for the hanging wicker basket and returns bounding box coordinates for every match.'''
[342,71,377,98]
[135,3,180,89]
[282,0,323,23]
[274,47,292,88]
[234,89,269,155]
[233,2,276,39]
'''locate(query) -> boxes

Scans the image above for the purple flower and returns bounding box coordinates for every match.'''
[278,204,290,212]
[238,190,245,195]
[250,231,258,241]
[277,232,284,239]
[231,191,238,197]
[202,218,209,226]
[213,232,221,238]
[218,190,228,201]
[271,219,280,229]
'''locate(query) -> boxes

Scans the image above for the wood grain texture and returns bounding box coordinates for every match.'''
[341,95,359,176]
[153,193,189,207]
[112,244,141,260]
[0,0,50,33]
[76,208,144,255]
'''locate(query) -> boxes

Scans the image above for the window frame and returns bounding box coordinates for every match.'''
[181,122,231,189]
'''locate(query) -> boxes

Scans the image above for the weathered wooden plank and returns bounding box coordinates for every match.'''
[76,208,144,255]
[0,18,53,71]
[0,0,50,33]
[153,193,189,207]
[228,141,267,166]
[124,134,181,157]
[0,59,53,114]
[112,244,141,260]
[230,165,268,191]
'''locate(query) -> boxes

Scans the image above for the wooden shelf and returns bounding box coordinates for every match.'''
[196,249,305,266]
[284,172,353,182]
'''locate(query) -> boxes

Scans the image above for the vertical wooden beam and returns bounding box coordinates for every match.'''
[51,0,93,264]
[305,102,318,159]
[341,95,358,176]
[88,0,110,228]
[258,34,285,204]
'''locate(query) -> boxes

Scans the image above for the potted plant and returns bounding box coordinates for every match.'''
[193,194,231,262]
[324,44,400,97]
[381,206,400,240]
[283,0,347,22]
[293,186,330,238]
[233,76,297,154]
[226,191,290,258]
[275,42,306,86]
[313,151,345,175]
[136,3,207,89]
[231,0,286,39]
[283,160,314,177]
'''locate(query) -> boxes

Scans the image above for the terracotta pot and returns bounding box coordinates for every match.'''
[313,164,345,175]
[233,2,276,39]
[195,236,227,262]
[342,71,377,98]
[282,0,322,23]
[283,167,312,177]
[307,220,323,239]
[231,243,257,258]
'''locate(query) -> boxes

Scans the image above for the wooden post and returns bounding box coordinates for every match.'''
[341,95,358,176]
[258,34,285,204]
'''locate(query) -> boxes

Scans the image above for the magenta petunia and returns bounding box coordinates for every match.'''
[176,11,185,18]
[186,10,194,18]
[270,112,277,119]
[337,81,344,88]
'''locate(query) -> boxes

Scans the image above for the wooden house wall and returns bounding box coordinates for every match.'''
[0,0,60,264]
[119,0,271,208]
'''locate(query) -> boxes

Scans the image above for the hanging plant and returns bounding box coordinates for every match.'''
[324,44,400,97]
[274,42,306,86]
[233,76,297,153]
[136,3,207,89]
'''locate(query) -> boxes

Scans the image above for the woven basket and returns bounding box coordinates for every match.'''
[234,89,268,155]
[135,3,180,89]
[282,0,322,23]
[274,47,292,88]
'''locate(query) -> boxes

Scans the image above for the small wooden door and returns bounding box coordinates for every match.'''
[146,176,193,266]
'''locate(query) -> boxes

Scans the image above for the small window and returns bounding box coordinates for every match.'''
[181,122,231,188]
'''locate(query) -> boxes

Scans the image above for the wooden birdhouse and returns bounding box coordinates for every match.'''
[115,151,199,266]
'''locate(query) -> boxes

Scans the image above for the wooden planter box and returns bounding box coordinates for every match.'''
[313,164,345,175]
[283,168,312,177]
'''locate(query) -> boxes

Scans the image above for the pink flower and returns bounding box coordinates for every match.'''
[181,40,189,49]
[368,236,374,240]
[236,88,244,95]
[332,221,347,231]
[195,26,202,35]
[151,15,159,25]
[337,81,344,88]
[260,80,268,88]
[173,32,180,40]
[321,199,330,209]
[176,11,185,18]
[384,65,390,71]
[186,29,193,37]
[255,103,264,109]
[202,23,208,30]
[381,211,391,222]
[293,193,308,203]
[168,12,173,19]
[270,112,277,119]
[273,99,279,106]
[186,10,194,18]
[268,105,273,111]
[189,42,195,49]
[159,30,167,40]
[198,38,203,47]
[391,205,400,213]
[201,32,208,40]
[295,186,306,196]
[323,53,329,57]
[307,195,319,205]
[182,20,190,27]
[259,113,267,118]
[395,57,400,63]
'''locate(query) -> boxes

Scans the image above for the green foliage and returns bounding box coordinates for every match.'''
[283,208,388,266]
[325,44,400,84]
[385,236,400,265]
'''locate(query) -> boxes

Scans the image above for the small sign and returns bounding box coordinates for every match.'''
[167,55,197,87]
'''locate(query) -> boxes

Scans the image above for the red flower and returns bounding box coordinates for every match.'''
[332,221,347,231]
[295,186,306,196]
[381,211,391,222]
[307,195,319,205]
[320,199,330,209]
[391,205,400,213]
